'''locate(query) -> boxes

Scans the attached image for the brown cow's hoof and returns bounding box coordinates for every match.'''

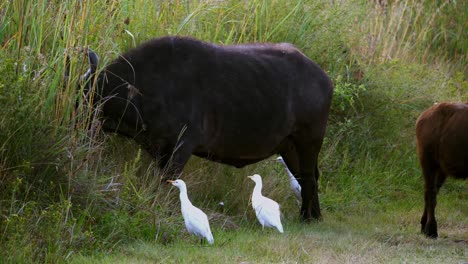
[423,224,438,238]
[424,233,438,239]
[424,231,438,239]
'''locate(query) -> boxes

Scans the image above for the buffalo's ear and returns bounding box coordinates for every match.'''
[82,48,99,82]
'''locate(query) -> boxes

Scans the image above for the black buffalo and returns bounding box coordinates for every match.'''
[416,102,468,238]
[81,36,333,221]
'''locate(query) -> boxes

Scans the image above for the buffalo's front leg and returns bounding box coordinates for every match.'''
[148,135,196,181]
[164,141,195,181]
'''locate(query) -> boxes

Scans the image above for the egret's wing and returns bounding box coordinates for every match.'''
[185,206,212,238]
[255,197,281,227]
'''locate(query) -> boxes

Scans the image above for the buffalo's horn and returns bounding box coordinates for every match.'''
[64,53,71,84]
[82,48,99,81]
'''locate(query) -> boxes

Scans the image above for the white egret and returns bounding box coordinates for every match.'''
[168,179,214,244]
[248,174,284,233]
[276,156,302,204]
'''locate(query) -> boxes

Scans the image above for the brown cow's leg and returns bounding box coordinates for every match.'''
[424,189,438,238]
[294,138,322,221]
[425,170,447,238]
[418,145,441,238]
[422,169,442,238]
[420,169,429,233]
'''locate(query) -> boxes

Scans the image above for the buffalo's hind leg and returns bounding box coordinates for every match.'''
[294,136,323,221]
[279,139,301,181]
[280,142,302,207]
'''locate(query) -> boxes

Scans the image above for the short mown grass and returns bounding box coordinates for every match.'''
[0,0,466,263]
[70,201,467,263]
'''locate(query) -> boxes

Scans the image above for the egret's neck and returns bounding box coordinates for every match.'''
[178,187,192,207]
[252,181,263,197]
[280,161,296,180]
[279,159,287,167]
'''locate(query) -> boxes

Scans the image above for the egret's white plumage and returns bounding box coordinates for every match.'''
[168,179,214,244]
[248,174,284,233]
[276,156,302,204]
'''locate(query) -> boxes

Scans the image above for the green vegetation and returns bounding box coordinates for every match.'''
[0,0,466,263]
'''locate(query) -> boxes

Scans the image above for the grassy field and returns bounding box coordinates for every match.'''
[71,211,467,263]
[0,0,467,263]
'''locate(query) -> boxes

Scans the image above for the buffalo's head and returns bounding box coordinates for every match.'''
[74,48,145,138]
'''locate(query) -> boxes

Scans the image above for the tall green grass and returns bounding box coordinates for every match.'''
[0,0,466,262]
[355,0,467,68]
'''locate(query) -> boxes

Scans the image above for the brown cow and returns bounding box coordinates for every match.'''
[416,102,468,238]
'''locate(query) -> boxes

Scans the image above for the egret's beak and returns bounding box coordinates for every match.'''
[167,180,175,184]
[247,175,253,179]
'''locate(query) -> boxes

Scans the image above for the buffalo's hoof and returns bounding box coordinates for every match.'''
[300,210,322,222]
